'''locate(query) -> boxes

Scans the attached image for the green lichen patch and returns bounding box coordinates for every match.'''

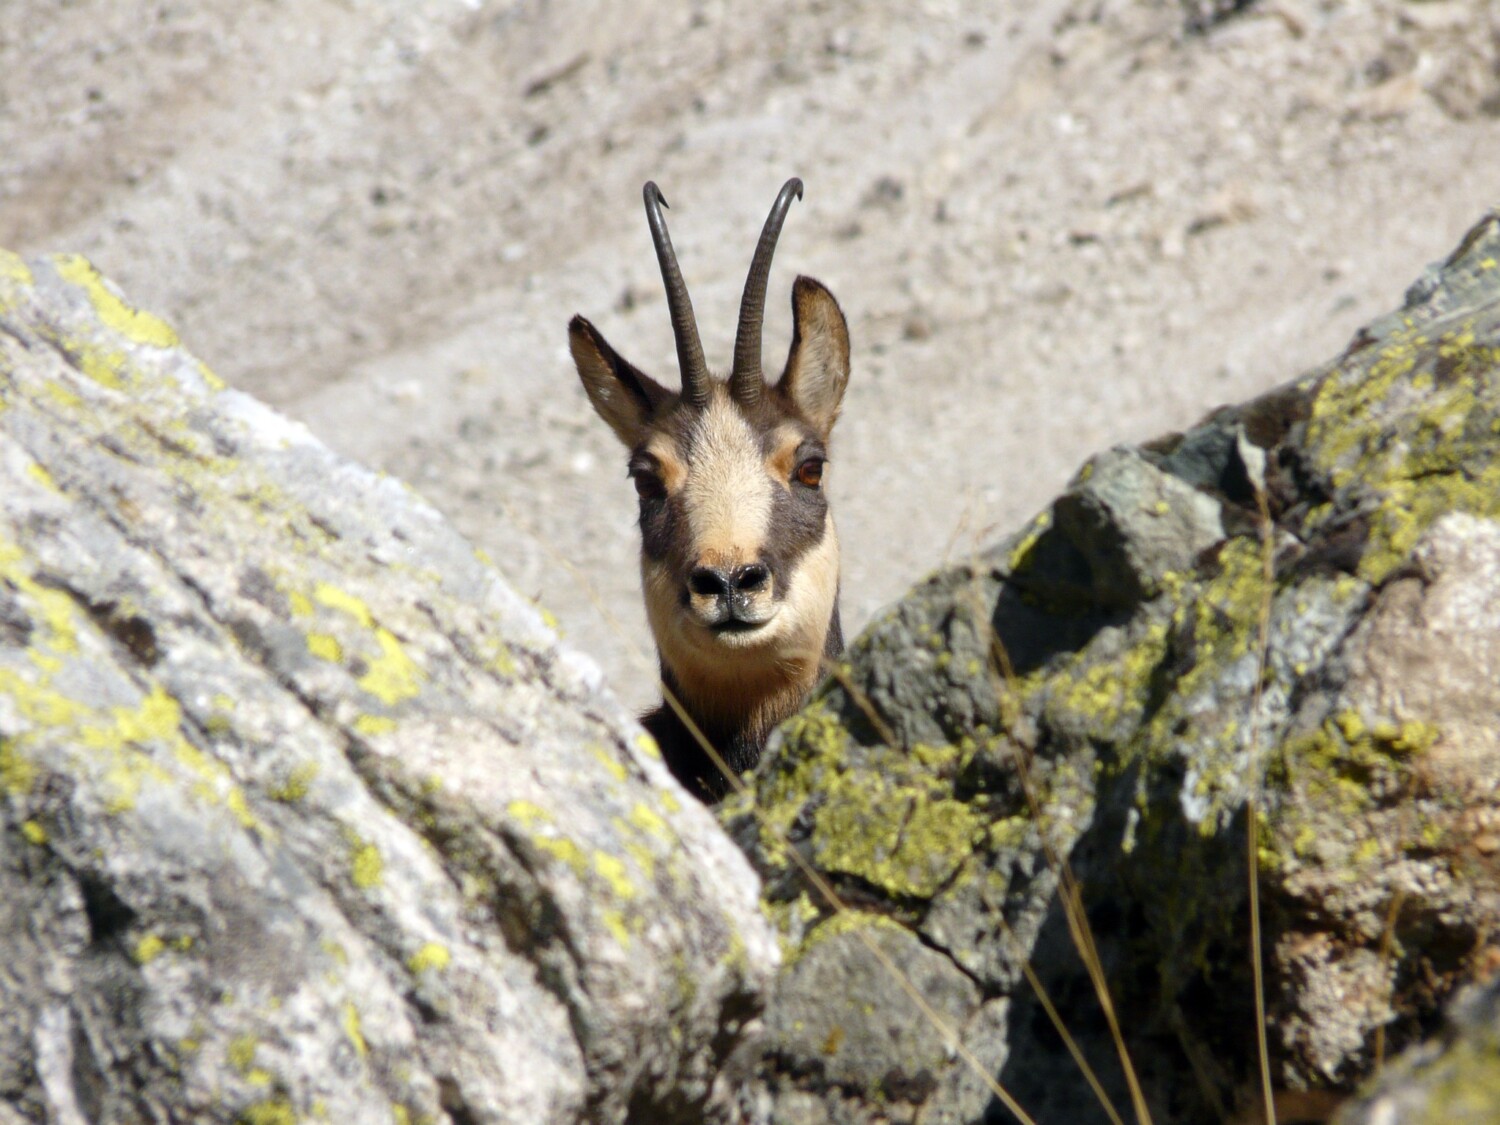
[759,701,982,901]
[753,700,854,868]
[1278,711,1436,809]
[1304,317,1500,584]
[811,769,982,900]
[1038,612,1172,747]
[1261,710,1440,876]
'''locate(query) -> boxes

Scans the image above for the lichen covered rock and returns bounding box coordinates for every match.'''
[0,251,777,1124]
[731,214,1500,1123]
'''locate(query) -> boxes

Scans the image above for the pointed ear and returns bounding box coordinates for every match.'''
[777,276,850,436]
[569,315,672,448]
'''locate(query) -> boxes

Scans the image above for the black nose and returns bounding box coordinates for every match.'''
[689,563,770,598]
[735,563,770,592]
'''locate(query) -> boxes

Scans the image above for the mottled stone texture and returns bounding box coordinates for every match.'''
[8,210,1500,1125]
[729,214,1500,1124]
[0,250,777,1124]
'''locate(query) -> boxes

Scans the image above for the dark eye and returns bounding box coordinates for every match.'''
[630,467,666,501]
[794,457,825,489]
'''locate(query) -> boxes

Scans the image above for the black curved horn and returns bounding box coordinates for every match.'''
[643,182,711,407]
[730,178,803,406]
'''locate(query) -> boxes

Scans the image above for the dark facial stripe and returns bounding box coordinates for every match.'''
[759,466,829,589]
[638,486,686,566]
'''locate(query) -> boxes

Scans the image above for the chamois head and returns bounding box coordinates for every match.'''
[568,179,851,801]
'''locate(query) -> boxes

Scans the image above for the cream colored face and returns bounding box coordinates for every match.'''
[632,388,839,681]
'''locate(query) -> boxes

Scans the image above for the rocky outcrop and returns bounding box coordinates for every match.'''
[730,213,1500,1123]
[8,211,1500,1125]
[0,251,777,1124]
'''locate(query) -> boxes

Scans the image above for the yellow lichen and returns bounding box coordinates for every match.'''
[591,851,636,900]
[26,462,58,491]
[357,628,422,705]
[342,1001,367,1058]
[350,842,384,889]
[196,360,227,391]
[306,633,343,663]
[312,583,374,628]
[506,799,550,827]
[53,254,181,350]
[490,644,517,678]
[621,839,656,880]
[39,380,83,410]
[533,834,587,875]
[406,943,451,975]
[133,934,166,964]
[812,771,981,899]
[601,909,631,947]
[628,802,670,840]
[1005,508,1054,574]
[790,909,910,965]
[0,247,34,287]
[590,745,627,783]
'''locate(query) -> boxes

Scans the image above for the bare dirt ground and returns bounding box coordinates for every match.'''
[5,0,1499,708]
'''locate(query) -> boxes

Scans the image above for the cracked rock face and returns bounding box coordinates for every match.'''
[728,214,1500,1124]
[0,251,777,1124]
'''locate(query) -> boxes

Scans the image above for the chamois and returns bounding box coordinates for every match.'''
[568,179,851,803]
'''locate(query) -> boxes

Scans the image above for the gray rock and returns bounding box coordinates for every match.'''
[1333,980,1500,1125]
[0,250,777,1123]
[732,212,1500,1123]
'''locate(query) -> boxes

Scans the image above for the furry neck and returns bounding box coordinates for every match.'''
[644,604,843,803]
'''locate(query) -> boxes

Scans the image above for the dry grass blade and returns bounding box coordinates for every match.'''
[828,642,1133,1125]
[496,495,1042,1125]
[1373,886,1408,1073]
[946,560,1153,1125]
[1246,480,1278,1125]
[679,662,1042,1125]
[1003,911,1129,1125]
